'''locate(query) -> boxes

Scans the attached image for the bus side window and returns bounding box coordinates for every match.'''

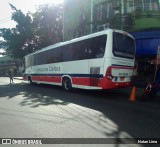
[90,37,98,58]
[95,47,104,58]
[93,35,106,58]
[46,50,52,64]
[68,45,73,61]
[72,43,80,61]
[97,36,106,58]
[61,45,72,62]
[58,47,63,62]
[77,41,86,60]
[26,55,34,67]
[53,48,61,63]
[46,49,59,64]
[82,39,92,59]
[41,52,48,64]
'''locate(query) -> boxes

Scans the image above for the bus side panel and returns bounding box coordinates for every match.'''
[62,60,90,88]
[88,58,104,87]
[61,60,89,76]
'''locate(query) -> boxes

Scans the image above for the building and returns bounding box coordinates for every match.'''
[63,0,160,41]
[0,56,22,76]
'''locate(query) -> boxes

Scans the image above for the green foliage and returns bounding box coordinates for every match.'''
[134,18,160,31]
[0,3,63,59]
[33,4,63,49]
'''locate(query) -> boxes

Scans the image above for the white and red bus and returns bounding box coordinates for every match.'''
[23,29,135,91]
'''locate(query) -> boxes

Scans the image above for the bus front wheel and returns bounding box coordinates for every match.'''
[62,78,72,91]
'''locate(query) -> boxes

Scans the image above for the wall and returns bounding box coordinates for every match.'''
[63,0,91,41]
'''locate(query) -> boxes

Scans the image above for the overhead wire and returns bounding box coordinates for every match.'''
[0,19,12,24]
[0,17,14,25]
[0,17,11,22]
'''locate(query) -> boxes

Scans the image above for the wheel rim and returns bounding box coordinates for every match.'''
[64,80,70,90]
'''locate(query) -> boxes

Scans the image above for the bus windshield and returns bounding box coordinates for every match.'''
[113,32,135,59]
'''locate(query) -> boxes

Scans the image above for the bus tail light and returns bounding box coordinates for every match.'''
[105,66,113,80]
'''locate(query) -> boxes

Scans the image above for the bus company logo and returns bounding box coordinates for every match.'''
[2,139,11,144]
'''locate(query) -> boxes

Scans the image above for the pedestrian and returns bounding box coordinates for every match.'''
[143,64,159,98]
[8,71,14,84]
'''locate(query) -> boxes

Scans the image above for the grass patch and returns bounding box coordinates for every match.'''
[134,18,160,30]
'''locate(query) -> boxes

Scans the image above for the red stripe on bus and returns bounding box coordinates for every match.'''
[32,76,61,83]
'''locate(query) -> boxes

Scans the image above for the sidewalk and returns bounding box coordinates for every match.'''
[13,77,23,80]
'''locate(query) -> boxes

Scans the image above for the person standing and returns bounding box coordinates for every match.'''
[8,71,14,84]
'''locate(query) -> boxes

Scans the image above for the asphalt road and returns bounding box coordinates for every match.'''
[0,77,160,147]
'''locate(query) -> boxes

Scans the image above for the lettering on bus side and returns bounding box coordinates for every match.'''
[49,66,61,71]
[36,67,48,72]
[36,66,61,72]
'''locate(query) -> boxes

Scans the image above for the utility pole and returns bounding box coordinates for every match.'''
[91,0,93,33]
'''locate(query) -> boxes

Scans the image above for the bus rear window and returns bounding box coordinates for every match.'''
[113,32,135,59]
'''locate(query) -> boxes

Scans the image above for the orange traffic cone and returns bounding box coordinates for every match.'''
[129,86,136,102]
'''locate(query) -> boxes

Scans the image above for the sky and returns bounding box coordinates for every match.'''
[0,0,63,28]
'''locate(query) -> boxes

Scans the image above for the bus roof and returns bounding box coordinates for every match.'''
[25,29,131,57]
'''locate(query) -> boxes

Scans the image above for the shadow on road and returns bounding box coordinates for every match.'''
[0,82,160,145]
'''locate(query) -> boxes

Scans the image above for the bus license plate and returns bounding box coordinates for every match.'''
[120,77,125,81]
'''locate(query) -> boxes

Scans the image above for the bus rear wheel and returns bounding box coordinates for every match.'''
[62,78,72,91]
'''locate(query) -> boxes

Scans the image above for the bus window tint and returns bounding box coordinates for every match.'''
[33,34,107,65]
[76,34,107,60]
[26,55,34,67]
[79,39,91,60]
[62,45,74,62]
[113,32,135,59]
[35,52,48,65]
[91,35,106,58]
[61,35,106,62]
[72,43,80,60]
[46,47,61,64]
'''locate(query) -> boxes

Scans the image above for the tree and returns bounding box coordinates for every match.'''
[32,4,63,49]
[0,4,36,59]
[0,3,63,59]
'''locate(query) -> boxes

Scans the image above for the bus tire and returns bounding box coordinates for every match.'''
[62,78,72,91]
